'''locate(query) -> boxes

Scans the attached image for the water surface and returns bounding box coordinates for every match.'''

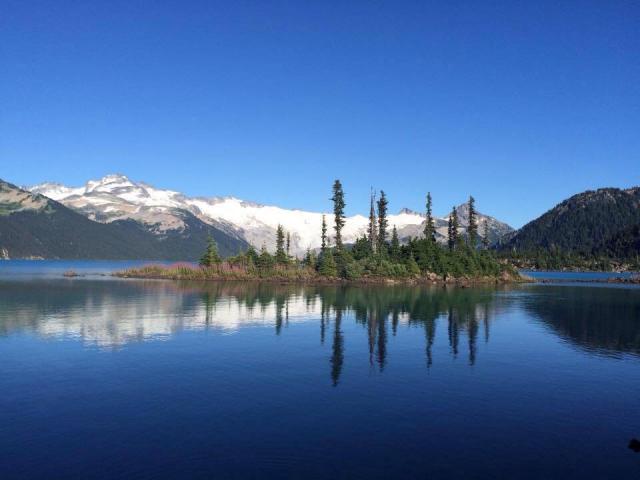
[523,269,638,282]
[1,264,639,479]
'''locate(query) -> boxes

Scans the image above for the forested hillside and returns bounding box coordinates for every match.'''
[500,187,640,268]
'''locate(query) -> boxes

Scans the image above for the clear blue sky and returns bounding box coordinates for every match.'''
[2,1,638,227]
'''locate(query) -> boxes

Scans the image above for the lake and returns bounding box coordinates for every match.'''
[1,261,639,479]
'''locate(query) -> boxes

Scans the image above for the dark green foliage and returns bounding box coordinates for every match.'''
[467,196,478,248]
[200,236,221,266]
[303,248,317,269]
[448,206,459,251]
[368,190,377,253]
[257,245,275,271]
[321,214,328,251]
[275,224,288,264]
[424,192,435,242]
[351,235,372,260]
[482,221,490,249]
[317,249,338,277]
[343,259,364,280]
[599,224,640,262]
[377,190,389,254]
[316,181,509,280]
[405,256,421,275]
[390,226,400,260]
[331,180,346,250]
[334,248,353,279]
[246,244,259,265]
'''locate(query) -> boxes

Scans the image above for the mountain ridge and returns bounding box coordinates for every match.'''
[0,179,248,260]
[500,186,640,261]
[29,174,515,255]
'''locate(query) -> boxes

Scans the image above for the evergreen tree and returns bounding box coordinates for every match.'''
[275,225,288,264]
[318,250,337,277]
[303,248,317,269]
[352,235,372,260]
[246,244,259,266]
[448,206,459,251]
[174,180,510,281]
[257,244,274,270]
[368,189,378,253]
[199,236,221,266]
[321,214,328,251]
[424,192,435,242]
[390,226,400,260]
[467,195,478,248]
[331,180,346,250]
[482,221,490,249]
[377,190,389,253]
[405,256,421,275]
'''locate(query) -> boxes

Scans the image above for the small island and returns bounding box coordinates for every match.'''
[117,180,521,284]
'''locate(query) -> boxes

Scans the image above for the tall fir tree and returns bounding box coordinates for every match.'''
[467,195,478,248]
[482,221,490,249]
[367,189,378,253]
[377,190,389,253]
[200,236,221,266]
[390,225,400,260]
[424,192,435,242]
[452,207,460,248]
[331,180,346,250]
[286,231,291,257]
[448,206,459,251]
[275,224,288,264]
[321,214,328,251]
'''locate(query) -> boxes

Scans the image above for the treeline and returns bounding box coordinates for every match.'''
[498,226,640,271]
[198,180,514,281]
[501,245,640,271]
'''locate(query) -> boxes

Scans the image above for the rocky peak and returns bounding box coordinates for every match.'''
[397,207,423,216]
[85,174,135,193]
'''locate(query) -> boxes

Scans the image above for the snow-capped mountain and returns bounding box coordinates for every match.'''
[29,174,513,255]
[2,177,248,260]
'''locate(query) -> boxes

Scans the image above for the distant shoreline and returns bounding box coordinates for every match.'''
[532,277,640,285]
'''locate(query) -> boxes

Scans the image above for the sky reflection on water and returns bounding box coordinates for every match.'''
[1,277,639,479]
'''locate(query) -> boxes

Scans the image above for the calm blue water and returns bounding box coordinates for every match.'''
[523,270,638,281]
[0,259,171,279]
[1,262,639,479]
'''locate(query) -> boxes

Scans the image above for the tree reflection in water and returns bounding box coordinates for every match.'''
[195,282,507,384]
[2,279,639,386]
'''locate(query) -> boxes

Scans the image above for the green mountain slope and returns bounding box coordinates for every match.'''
[596,223,640,261]
[0,179,248,260]
[499,187,640,267]
[501,187,640,254]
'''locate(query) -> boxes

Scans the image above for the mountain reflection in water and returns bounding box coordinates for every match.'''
[523,285,640,357]
[1,280,639,386]
[2,277,640,479]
